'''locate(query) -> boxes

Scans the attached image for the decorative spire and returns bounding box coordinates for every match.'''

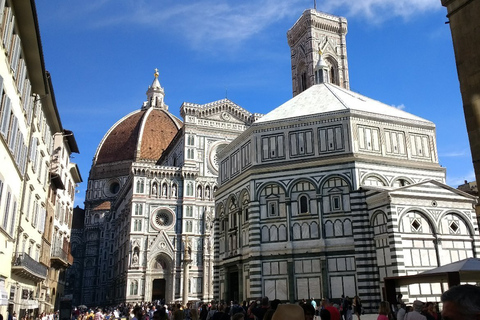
[314,46,329,84]
[143,68,167,110]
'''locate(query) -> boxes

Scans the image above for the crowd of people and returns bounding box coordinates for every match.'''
[376,284,480,320]
[65,284,480,320]
[67,294,363,320]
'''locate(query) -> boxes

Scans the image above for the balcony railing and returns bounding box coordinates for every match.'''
[51,247,73,268]
[11,253,48,282]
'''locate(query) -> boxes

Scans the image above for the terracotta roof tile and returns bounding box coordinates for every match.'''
[96,111,144,164]
[139,109,180,161]
[93,201,111,211]
[96,109,181,165]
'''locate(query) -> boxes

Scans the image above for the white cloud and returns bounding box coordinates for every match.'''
[440,150,469,157]
[89,0,304,49]
[447,170,476,187]
[392,103,406,110]
[77,0,441,49]
[321,0,440,22]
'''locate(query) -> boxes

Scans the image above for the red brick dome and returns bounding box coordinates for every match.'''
[95,108,181,165]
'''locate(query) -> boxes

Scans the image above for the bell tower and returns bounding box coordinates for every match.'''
[287,8,350,96]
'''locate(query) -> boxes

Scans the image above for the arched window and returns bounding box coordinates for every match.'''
[299,195,309,213]
[261,226,269,242]
[310,222,319,238]
[130,280,138,295]
[301,72,307,91]
[135,204,143,216]
[186,183,193,196]
[270,226,279,242]
[136,179,144,193]
[330,67,336,85]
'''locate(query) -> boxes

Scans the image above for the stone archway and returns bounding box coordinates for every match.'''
[146,254,174,303]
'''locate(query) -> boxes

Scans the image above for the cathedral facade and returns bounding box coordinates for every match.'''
[214,9,480,311]
[73,71,258,305]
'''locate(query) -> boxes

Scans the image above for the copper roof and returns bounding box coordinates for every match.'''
[92,201,111,211]
[139,109,180,161]
[95,109,181,165]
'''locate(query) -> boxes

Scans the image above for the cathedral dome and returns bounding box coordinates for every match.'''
[94,108,181,165]
[94,71,182,166]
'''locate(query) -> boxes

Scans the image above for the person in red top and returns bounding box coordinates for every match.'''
[323,299,341,320]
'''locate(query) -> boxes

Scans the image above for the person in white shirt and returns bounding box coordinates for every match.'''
[396,304,406,320]
[405,301,426,320]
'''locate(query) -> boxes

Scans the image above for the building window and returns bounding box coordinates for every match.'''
[318,126,344,153]
[301,72,307,91]
[2,191,11,230]
[134,219,142,232]
[0,180,3,211]
[410,133,430,158]
[290,130,314,157]
[331,195,342,211]
[261,134,285,161]
[358,126,380,152]
[411,218,422,232]
[268,201,278,217]
[241,142,251,168]
[136,179,144,193]
[185,206,193,217]
[185,220,193,233]
[299,195,309,214]
[130,281,138,295]
[187,135,195,146]
[135,204,143,216]
[449,221,460,234]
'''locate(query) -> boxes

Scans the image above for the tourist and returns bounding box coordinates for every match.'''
[352,297,361,320]
[441,284,480,320]
[320,309,331,320]
[396,304,406,320]
[377,301,390,320]
[302,303,316,320]
[206,305,217,320]
[322,299,340,320]
[404,301,425,320]
[423,302,437,320]
[95,309,105,320]
[249,297,270,320]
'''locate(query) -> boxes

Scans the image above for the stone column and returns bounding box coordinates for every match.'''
[182,237,192,306]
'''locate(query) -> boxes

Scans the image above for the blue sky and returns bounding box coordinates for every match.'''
[34,0,473,207]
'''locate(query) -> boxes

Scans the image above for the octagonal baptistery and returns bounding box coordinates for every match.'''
[90,74,182,181]
[214,82,480,308]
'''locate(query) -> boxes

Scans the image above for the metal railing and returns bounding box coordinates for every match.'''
[12,253,48,278]
[51,247,68,261]
[51,247,74,265]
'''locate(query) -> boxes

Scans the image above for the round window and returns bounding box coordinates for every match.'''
[208,142,229,174]
[109,182,120,194]
[152,209,175,230]
[105,180,121,196]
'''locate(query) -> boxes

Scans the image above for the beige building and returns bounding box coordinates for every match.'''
[0,0,81,317]
[38,130,81,312]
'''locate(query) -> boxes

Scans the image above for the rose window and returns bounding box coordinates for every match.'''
[152,209,174,230]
